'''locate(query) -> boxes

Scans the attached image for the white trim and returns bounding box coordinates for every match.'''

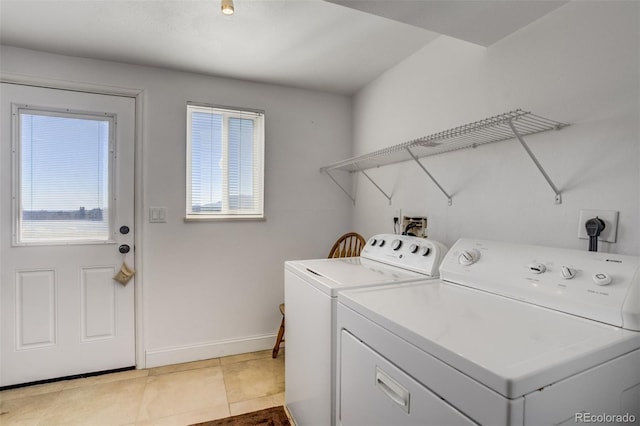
[186,101,265,116]
[1,72,142,99]
[144,334,277,368]
[0,71,147,369]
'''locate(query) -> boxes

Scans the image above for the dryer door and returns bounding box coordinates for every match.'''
[340,330,476,426]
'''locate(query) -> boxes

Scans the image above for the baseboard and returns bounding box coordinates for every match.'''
[145,334,277,368]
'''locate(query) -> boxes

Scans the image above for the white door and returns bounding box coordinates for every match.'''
[0,83,136,387]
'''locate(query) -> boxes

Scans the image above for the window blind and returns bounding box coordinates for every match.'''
[187,105,264,219]
[17,109,112,243]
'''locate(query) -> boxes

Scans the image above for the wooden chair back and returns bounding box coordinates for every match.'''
[328,232,366,258]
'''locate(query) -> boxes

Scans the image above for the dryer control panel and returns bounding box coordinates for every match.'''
[441,239,640,331]
[361,234,448,277]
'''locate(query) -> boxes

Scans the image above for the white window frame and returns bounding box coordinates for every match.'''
[186,103,265,221]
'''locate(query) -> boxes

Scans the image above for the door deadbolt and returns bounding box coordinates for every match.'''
[119,226,130,235]
[119,244,131,254]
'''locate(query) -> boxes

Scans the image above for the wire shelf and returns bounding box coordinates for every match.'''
[320,109,569,173]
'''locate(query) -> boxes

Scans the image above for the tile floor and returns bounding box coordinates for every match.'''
[0,349,285,426]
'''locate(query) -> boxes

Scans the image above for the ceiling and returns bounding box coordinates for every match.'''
[0,0,566,95]
[327,0,567,47]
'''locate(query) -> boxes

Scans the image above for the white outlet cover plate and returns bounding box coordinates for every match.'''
[577,209,618,243]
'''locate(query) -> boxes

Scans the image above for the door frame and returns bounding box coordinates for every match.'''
[0,72,147,369]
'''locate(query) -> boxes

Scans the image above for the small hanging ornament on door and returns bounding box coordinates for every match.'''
[113,262,135,285]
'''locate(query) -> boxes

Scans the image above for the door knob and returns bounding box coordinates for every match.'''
[119,244,131,254]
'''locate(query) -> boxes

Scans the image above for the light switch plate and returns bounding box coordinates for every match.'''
[149,207,167,223]
[577,209,618,243]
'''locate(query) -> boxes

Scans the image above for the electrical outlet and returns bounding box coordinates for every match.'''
[393,208,402,234]
[577,209,618,243]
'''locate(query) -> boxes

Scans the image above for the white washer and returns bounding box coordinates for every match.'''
[285,234,448,426]
[337,238,640,426]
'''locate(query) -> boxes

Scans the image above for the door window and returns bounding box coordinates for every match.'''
[14,106,114,245]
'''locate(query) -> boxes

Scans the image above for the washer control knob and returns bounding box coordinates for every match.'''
[368,238,377,247]
[529,263,547,274]
[560,266,576,280]
[409,243,419,254]
[419,246,431,257]
[458,250,480,266]
[593,273,612,286]
[391,239,402,251]
[378,239,386,247]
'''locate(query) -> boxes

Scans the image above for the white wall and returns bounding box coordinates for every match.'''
[0,46,353,366]
[351,1,640,256]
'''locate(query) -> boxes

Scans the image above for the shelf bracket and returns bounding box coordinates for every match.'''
[358,167,393,205]
[323,169,356,205]
[508,120,562,204]
[406,148,453,206]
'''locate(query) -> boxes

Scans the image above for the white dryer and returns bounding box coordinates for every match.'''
[285,234,448,426]
[337,238,640,426]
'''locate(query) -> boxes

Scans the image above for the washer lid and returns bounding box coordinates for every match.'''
[338,281,640,398]
[285,257,427,296]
